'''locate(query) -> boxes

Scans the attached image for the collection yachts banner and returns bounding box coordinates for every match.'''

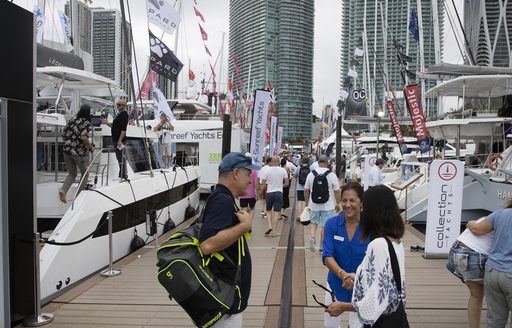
[249,89,272,166]
[424,160,464,257]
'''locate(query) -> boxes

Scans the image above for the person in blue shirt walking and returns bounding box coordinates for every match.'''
[468,200,512,328]
[321,182,369,328]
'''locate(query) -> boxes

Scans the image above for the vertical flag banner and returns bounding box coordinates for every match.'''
[58,10,73,51]
[152,82,176,122]
[149,30,183,81]
[409,9,420,42]
[276,127,284,155]
[194,6,205,22]
[249,90,272,166]
[138,70,157,100]
[386,100,409,154]
[34,5,45,44]
[425,160,464,257]
[269,116,277,156]
[146,0,180,35]
[405,84,430,153]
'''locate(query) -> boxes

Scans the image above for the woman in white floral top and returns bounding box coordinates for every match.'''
[326,185,406,327]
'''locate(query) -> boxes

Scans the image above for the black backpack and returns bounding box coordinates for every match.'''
[311,169,331,204]
[298,165,310,185]
[156,193,245,327]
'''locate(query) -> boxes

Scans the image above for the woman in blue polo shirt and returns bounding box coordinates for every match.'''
[322,182,369,328]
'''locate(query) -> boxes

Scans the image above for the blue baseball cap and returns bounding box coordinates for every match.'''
[218,152,261,172]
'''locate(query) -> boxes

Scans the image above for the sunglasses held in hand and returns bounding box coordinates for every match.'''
[312,280,336,308]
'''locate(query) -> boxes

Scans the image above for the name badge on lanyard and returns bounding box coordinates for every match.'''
[334,235,344,242]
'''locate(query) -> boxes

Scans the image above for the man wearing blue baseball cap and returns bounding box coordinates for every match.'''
[199,152,260,327]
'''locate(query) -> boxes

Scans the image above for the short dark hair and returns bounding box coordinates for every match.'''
[375,158,385,166]
[77,104,91,121]
[341,182,364,202]
[280,158,287,166]
[361,185,404,240]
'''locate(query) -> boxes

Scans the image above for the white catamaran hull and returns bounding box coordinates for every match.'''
[39,167,200,303]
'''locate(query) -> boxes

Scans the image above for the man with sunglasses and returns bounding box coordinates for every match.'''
[102,99,129,180]
[199,152,260,327]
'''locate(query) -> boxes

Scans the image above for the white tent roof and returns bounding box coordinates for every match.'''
[425,75,512,98]
[324,128,352,144]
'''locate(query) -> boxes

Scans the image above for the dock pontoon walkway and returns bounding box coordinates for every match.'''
[39,201,482,327]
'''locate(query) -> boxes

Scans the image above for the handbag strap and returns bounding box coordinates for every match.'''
[383,237,402,295]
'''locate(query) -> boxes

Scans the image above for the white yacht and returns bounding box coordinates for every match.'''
[36,67,200,303]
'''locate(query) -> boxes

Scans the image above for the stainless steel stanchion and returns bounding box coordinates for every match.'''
[101,211,121,277]
[23,236,54,326]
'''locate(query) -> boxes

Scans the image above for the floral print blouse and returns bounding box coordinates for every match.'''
[63,118,92,157]
[350,237,406,327]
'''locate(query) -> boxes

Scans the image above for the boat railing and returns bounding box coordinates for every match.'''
[71,144,157,208]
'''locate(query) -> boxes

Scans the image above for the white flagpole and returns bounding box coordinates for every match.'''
[417,0,426,116]
[405,0,411,86]
[218,31,225,94]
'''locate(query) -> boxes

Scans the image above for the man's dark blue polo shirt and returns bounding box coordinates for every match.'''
[199,184,252,314]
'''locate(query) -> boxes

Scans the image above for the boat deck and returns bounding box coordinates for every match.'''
[39,202,483,328]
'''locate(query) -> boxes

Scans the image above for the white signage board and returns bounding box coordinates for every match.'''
[424,160,464,257]
[276,126,283,155]
[249,90,271,166]
[363,153,377,191]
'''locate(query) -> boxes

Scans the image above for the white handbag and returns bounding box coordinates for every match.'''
[299,207,310,226]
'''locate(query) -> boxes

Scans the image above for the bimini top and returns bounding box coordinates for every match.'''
[37,67,118,90]
[425,75,512,98]
[426,117,512,140]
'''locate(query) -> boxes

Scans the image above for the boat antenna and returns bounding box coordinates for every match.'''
[449,0,476,65]
[119,0,154,177]
[444,3,467,65]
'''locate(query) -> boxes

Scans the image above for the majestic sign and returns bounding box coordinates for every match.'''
[425,160,464,257]
[386,100,408,154]
[149,30,183,81]
[405,84,430,153]
[249,90,272,166]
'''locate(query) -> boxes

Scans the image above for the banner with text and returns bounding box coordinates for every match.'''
[276,126,283,155]
[269,116,277,156]
[386,100,408,155]
[404,84,430,153]
[425,160,464,257]
[249,89,272,166]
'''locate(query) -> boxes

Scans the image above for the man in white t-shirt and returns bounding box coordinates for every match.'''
[367,158,385,189]
[304,155,341,252]
[261,156,289,238]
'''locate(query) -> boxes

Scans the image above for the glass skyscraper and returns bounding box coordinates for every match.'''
[91,8,132,97]
[229,0,314,141]
[341,1,444,119]
[465,0,512,67]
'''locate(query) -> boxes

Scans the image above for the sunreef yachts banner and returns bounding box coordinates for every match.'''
[405,84,430,153]
[386,100,408,155]
[425,160,464,257]
[249,89,272,166]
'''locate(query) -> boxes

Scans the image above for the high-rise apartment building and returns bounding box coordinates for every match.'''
[65,1,92,53]
[341,1,444,119]
[91,8,131,96]
[465,0,512,67]
[229,0,314,141]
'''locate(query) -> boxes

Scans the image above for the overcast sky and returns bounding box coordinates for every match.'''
[17,0,464,116]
